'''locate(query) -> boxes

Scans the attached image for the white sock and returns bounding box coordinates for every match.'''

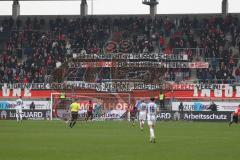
[150,128,155,138]
[149,128,152,138]
[140,122,142,129]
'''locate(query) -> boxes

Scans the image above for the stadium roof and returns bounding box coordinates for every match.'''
[0,0,229,17]
[0,0,82,1]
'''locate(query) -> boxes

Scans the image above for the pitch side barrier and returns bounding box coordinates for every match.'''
[0,109,51,120]
[157,111,231,122]
[59,111,231,122]
[0,100,52,120]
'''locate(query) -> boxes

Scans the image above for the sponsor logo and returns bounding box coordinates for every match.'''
[0,101,50,110]
[0,102,12,109]
[0,110,49,120]
[9,111,43,118]
[183,113,227,120]
[157,111,231,121]
[172,102,237,112]
[157,112,172,120]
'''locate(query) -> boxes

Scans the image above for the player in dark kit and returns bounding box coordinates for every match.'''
[85,100,94,122]
[130,106,138,126]
[229,105,240,127]
[207,101,217,111]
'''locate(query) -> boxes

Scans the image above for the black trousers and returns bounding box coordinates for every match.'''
[160,100,164,109]
[71,112,78,121]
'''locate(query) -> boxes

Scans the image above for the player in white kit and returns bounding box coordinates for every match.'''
[147,97,158,143]
[15,96,23,122]
[139,100,147,131]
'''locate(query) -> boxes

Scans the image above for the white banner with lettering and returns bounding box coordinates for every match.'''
[0,101,51,110]
[172,101,240,111]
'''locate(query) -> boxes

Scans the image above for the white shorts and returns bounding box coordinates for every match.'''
[16,110,22,117]
[147,115,156,126]
[139,112,146,121]
[147,120,156,126]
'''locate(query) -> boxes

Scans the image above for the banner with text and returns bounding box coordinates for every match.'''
[58,109,127,121]
[157,111,231,122]
[0,101,51,110]
[0,110,51,120]
[74,53,188,61]
[68,61,208,68]
[2,83,233,92]
[172,101,239,111]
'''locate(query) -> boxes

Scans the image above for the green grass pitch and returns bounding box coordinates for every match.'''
[0,120,239,160]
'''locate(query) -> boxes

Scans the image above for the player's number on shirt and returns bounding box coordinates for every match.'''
[150,105,155,113]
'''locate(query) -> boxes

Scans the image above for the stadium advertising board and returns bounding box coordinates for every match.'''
[78,110,126,120]
[66,101,130,111]
[58,109,126,121]
[58,110,231,122]
[100,110,127,120]
[0,101,50,110]
[172,102,239,111]
[157,111,231,122]
[0,110,51,120]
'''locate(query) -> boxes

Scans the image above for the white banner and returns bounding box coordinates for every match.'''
[58,109,127,120]
[189,62,209,68]
[77,109,126,119]
[0,101,51,110]
[100,110,126,119]
[172,101,240,111]
[75,53,188,61]
[0,110,51,120]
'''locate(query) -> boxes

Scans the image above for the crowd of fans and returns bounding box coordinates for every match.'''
[0,15,240,84]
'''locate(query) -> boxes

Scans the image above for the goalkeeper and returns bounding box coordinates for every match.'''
[94,102,102,119]
[69,99,80,128]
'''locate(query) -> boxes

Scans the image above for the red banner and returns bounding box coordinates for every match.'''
[189,62,209,68]
[1,89,240,99]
